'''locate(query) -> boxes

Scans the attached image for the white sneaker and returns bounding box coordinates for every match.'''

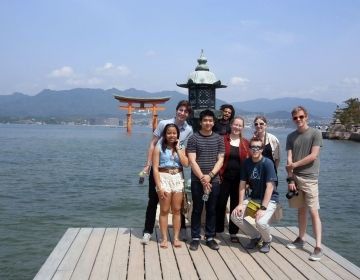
[180,228,187,241]
[141,233,151,245]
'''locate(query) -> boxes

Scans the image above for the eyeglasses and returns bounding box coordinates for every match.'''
[254,122,265,127]
[250,145,263,151]
[292,115,305,121]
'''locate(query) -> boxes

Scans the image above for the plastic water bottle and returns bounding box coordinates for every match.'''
[138,171,147,184]
[202,190,210,201]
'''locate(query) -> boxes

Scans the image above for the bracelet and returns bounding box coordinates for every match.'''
[286,177,294,184]
[209,171,215,179]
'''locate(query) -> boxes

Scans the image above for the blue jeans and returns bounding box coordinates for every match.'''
[191,180,220,239]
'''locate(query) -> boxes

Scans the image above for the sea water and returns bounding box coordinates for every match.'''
[0,124,359,279]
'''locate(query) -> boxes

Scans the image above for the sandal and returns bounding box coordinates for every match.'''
[173,239,182,248]
[160,240,168,249]
[230,236,240,243]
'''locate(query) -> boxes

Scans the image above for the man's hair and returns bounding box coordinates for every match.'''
[199,109,215,121]
[220,104,235,120]
[291,105,308,116]
[249,136,264,147]
[176,100,192,114]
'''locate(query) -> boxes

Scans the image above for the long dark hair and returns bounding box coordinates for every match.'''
[161,123,180,152]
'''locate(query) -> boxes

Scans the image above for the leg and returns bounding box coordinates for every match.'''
[256,201,277,242]
[298,207,307,239]
[159,192,171,248]
[229,177,240,235]
[191,181,204,240]
[216,178,230,233]
[143,168,159,234]
[205,182,220,239]
[310,208,322,248]
[171,191,183,247]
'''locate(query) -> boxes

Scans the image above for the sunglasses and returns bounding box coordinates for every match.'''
[292,115,305,121]
[254,122,265,127]
[250,145,263,151]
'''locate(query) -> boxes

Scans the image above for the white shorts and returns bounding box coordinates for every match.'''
[157,172,184,193]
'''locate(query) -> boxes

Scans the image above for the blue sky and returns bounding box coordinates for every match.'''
[1,0,359,103]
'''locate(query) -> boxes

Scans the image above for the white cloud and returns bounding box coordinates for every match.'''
[342,77,360,85]
[145,50,157,57]
[48,66,74,78]
[96,62,130,76]
[229,76,250,86]
[66,77,103,86]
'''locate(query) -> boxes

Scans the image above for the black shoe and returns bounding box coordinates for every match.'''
[246,237,261,249]
[206,239,219,250]
[189,240,200,251]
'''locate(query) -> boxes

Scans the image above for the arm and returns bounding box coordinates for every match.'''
[152,146,166,199]
[287,146,320,170]
[201,153,225,185]
[176,142,189,167]
[256,181,274,220]
[142,135,160,173]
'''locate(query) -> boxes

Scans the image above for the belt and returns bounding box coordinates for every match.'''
[158,167,183,174]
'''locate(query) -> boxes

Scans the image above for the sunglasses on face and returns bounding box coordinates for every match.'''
[250,145,263,151]
[254,122,265,127]
[292,115,305,121]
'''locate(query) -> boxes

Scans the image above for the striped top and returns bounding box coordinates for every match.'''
[187,131,225,183]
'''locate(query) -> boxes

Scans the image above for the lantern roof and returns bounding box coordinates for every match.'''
[177,50,227,88]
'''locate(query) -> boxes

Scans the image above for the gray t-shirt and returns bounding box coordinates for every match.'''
[286,127,323,179]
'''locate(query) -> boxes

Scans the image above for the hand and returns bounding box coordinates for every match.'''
[288,181,297,191]
[157,188,167,200]
[200,174,211,185]
[255,209,265,221]
[286,162,296,172]
[143,165,151,174]
[232,205,243,217]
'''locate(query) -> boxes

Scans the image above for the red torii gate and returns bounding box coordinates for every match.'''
[114,95,171,133]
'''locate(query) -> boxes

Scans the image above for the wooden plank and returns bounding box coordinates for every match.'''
[201,237,235,279]
[89,228,117,280]
[168,227,198,280]
[33,228,80,280]
[288,226,360,278]
[69,228,105,280]
[156,227,181,280]
[144,229,162,280]
[52,228,93,280]
[236,231,289,280]
[276,227,343,280]
[108,228,131,280]
[270,227,326,280]
[127,228,145,280]
[217,233,254,280]
[187,239,218,280]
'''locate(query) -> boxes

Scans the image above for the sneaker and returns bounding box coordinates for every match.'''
[259,241,271,253]
[286,237,305,249]
[309,247,323,261]
[206,239,219,250]
[140,233,151,245]
[246,237,262,249]
[189,239,200,251]
[180,228,187,241]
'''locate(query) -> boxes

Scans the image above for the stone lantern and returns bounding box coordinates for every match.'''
[177,50,227,131]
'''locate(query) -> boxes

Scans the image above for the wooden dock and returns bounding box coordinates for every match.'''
[34,226,360,280]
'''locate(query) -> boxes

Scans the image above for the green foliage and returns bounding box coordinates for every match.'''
[335,98,360,129]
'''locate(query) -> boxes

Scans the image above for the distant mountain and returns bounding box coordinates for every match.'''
[0,88,337,119]
[232,98,337,118]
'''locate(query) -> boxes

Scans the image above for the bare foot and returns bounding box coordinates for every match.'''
[173,239,182,248]
[160,240,168,249]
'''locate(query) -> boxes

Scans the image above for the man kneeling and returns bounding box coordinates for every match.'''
[231,136,279,253]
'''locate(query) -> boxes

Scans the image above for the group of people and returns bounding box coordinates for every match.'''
[139,100,323,261]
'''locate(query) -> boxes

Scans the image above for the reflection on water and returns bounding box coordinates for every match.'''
[0,124,359,279]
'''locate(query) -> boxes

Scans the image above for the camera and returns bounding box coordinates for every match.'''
[286,189,299,199]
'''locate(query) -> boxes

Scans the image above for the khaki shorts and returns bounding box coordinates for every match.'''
[288,175,320,209]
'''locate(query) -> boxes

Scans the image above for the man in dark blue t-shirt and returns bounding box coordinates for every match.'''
[231,136,278,253]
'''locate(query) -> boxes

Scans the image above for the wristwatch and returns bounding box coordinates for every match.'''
[260,205,267,210]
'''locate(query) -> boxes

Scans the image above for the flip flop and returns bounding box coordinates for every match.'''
[160,240,168,249]
[173,239,182,248]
